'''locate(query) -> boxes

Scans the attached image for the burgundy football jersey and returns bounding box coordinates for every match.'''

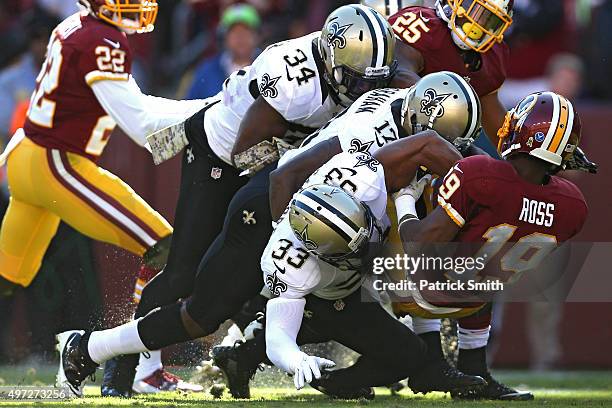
[437,155,587,284]
[24,12,132,160]
[388,6,509,97]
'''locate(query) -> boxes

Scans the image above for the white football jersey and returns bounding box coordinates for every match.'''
[262,152,390,301]
[278,87,411,166]
[204,32,345,164]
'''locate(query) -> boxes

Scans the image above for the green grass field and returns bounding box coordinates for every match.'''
[0,365,611,407]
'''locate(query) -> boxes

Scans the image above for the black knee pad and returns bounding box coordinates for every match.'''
[143,234,172,270]
[134,267,192,318]
[184,297,225,336]
[137,303,191,350]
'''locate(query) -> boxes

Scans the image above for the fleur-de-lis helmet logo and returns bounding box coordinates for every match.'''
[327,22,352,49]
[295,225,318,251]
[420,88,452,118]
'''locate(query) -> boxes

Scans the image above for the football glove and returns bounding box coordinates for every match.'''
[291,352,336,390]
[392,173,432,202]
[564,147,598,174]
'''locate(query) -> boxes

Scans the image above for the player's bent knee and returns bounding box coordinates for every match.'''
[181,302,209,339]
[184,298,226,337]
[142,234,172,270]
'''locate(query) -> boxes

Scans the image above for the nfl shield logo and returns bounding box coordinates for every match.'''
[211,167,223,180]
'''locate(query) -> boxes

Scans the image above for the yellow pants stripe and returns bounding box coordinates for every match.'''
[0,138,171,287]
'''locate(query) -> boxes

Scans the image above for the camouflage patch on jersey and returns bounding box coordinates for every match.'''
[147,121,189,165]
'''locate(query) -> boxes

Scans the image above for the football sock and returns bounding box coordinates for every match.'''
[412,317,441,335]
[457,346,488,375]
[458,325,490,350]
[134,350,163,381]
[88,319,149,364]
[133,265,159,304]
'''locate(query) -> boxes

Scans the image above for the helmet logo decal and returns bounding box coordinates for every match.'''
[326,22,353,49]
[265,272,288,296]
[348,138,375,154]
[258,73,281,98]
[534,132,546,143]
[420,88,451,118]
[295,225,318,251]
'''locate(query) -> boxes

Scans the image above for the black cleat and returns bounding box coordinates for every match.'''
[211,344,259,399]
[100,355,139,398]
[56,331,99,397]
[309,372,375,400]
[452,372,534,401]
[408,359,486,394]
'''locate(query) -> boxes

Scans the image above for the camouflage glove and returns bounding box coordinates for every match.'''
[564,147,598,174]
[235,138,295,177]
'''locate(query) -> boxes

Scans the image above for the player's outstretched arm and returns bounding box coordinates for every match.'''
[91,77,207,146]
[480,91,507,147]
[373,129,463,193]
[269,137,342,220]
[390,41,423,89]
[265,297,335,389]
[230,97,290,165]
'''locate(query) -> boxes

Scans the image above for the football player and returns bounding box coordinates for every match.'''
[362,0,427,16]
[391,91,590,400]
[376,0,512,145]
[56,5,398,397]
[210,71,485,399]
[0,0,208,394]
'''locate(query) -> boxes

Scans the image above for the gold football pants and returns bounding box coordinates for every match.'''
[0,138,172,287]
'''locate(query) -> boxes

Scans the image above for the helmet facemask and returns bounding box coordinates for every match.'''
[327,58,398,104]
[96,0,158,34]
[447,0,513,53]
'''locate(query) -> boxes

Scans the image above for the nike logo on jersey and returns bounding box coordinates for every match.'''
[273,260,286,274]
[419,11,431,23]
[104,38,121,49]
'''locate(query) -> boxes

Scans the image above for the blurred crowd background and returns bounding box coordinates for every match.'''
[0,0,611,370]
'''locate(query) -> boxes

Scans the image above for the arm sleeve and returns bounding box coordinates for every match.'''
[436,160,482,227]
[91,76,208,146]
[265,297,306,374]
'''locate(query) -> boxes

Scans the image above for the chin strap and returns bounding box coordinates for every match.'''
[564,147,598,174]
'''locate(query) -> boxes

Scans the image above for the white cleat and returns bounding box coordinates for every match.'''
[56,330,85,397]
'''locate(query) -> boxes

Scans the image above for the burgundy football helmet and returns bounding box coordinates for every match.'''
[498,92,581,169]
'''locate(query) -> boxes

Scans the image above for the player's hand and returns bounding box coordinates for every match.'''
[565,147,598,174]
[292,353,336,390]
[393,173,432,202]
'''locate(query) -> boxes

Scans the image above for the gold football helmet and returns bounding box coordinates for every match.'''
[78,0,158,33]
[437,0,513,52]
[360,0,424,17]
[319,5,397,104]
[289,184,373,263]
[401,71,482,150]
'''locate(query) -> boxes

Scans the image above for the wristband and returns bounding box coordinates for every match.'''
[394,193,418,222]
